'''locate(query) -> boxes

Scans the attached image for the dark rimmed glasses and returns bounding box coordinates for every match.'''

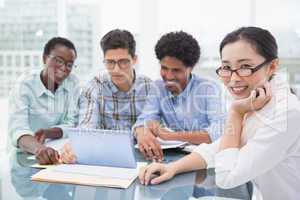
[48,54,77,70]
[103,58,131,70]
[216,60,271,77]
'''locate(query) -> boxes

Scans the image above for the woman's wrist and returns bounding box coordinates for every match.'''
[166,162,178,176]
[230,104,248,117]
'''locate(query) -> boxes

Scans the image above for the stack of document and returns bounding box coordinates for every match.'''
[31,162,146,189]
[135,138,187,149]
[189,197,242,200]
[182,144,198,153]
[157,138,187,149]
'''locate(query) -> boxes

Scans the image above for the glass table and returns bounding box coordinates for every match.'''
[0,148,252,200]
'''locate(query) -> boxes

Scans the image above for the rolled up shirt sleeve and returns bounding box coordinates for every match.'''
[193,139,221,169]
[78,79,100,129]
[8,84,34,147]
[215,110,300,189]
[53,83,81,138]
[133,82,161,129]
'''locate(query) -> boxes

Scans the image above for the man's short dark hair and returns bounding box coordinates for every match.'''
[155,31,200,67]
[100,29,136,57]
[43,37,77,57]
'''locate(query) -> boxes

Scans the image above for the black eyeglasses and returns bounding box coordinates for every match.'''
[103,59,131,70]
[48,54,76,70]
[216,60,271,77]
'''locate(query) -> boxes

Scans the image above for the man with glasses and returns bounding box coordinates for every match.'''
[78,29,152,130]
[8,37,80,164]
[133,31,226,161]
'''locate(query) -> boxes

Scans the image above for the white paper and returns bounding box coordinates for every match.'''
[135,138,187,149]
[45,138,69,151]
[182,144,198,153]
[189,197,242,200]
[51,163,146,180]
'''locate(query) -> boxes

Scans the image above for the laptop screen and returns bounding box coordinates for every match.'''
[65,128,137,168]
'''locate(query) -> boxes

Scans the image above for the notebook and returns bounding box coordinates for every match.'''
[31,162,147,189]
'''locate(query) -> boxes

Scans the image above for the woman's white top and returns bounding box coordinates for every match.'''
[194,75,300,200]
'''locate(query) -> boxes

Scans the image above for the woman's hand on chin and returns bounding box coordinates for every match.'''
[231,82,272,116]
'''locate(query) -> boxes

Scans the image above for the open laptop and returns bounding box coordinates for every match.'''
[64,128,137,168]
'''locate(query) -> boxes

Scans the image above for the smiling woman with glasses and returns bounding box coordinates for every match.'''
[139,27,300,200]
[8,37,80,165]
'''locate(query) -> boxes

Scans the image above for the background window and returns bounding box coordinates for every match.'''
[24,55,30,67]
[0,55,3,66]
[15,55,21,67]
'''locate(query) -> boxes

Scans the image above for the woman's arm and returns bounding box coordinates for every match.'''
[139,152,207,185]
[219,85,271,151]
[215,110,300,188]
[218,110,243,150]
[213,83,298,189]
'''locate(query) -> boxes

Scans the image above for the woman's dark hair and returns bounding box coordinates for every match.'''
[219,27,278,61]
[100,29,136,57]
[43,37,77,57]
[155,31,200,68]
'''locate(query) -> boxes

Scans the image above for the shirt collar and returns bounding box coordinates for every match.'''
[36,69,69,97]
[58,77,70,92]
[271,73,290,94]
[35,69,48,97]
[246,73,291,122]
[107,70,137,94]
